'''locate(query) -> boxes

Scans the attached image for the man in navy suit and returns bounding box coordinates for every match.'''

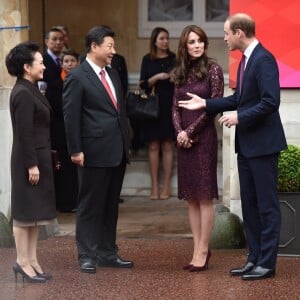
[178,13,287,280]
[62,26,133,273]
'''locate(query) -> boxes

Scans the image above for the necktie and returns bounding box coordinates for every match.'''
[239,55,246,92]
[100,69,118,109]
[55,57,61,70]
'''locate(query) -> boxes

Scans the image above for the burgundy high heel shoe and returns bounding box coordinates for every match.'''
[189,250,211,272]
[182,264,193,270]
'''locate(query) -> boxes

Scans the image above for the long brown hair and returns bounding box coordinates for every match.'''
[173,25,215,86]
[148,27,174,60]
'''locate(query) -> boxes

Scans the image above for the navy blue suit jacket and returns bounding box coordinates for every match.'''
[206,43,287,158]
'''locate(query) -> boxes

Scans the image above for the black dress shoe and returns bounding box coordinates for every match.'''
[230,262,255,276]
[242,266,275,280]
[80,261,96,273]
[98,257,133,268]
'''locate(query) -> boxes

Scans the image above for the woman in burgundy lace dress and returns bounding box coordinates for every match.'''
[172,25,224,271]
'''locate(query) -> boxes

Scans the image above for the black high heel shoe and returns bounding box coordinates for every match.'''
[13,262,46,283]
[31,266,52,280]
[189,250,211,272]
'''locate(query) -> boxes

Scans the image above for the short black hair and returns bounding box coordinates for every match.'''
[6,41,40,78]
[45,26,64,39]
[85,26,115,53]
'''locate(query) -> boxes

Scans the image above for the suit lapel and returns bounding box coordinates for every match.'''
[238,43,262,98]
[242,44,262,87]
[45,53,61,73]
[83,61,118,111]
[18,79,52,111]
[106,67,122,108]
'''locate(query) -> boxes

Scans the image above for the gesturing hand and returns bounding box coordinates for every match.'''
[218,113,238,128]
[178,92,206,110]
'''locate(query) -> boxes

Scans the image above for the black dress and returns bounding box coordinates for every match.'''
[139,54,175,143]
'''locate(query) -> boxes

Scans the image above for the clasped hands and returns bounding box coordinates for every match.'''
[177,131,193,148]
[178,92,238,128]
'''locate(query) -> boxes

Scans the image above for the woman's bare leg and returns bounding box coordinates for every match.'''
[148,140,160,199]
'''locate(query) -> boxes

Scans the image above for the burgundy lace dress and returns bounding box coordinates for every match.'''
[172,63,224,201]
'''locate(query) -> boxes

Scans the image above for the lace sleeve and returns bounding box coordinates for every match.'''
[172,87,183,135]
[185,64,224,139]
[210,63,224,99]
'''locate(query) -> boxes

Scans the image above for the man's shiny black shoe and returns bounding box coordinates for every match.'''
[230,262,255,276]
[79,260,96,273]
[242,266,275,280]
[98,257,134,268]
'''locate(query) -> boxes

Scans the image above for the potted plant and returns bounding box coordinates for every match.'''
[277,144,300,256]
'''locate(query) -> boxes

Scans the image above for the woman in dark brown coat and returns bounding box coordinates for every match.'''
[6,42,57,283]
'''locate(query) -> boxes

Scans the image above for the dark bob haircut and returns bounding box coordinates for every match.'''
[6,41,40,78]
[85,26,115,53]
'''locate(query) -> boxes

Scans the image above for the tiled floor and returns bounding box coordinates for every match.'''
[0,197,299,300]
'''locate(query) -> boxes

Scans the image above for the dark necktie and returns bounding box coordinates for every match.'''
[55,57,61,70]
[100,69,118,109]
[239,55,246,92]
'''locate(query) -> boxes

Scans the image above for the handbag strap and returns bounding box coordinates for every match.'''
[150,85,155,96]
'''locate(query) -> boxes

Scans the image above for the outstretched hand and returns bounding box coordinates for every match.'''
[177,92,206,110]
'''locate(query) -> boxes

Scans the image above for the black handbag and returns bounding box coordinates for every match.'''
[126,85,159,120]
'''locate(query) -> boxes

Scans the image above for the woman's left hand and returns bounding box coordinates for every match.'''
[28,165,40,185]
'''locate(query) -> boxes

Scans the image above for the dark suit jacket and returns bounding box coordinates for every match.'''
[10,79,56,221]
[206,43,287,157]
[111,54,128,98]
[62,59,130,167]
[43,52,64,148]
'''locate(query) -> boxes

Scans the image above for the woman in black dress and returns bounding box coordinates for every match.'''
[172,25,224,271]
[6,42,57,283]
[140,27,175,200]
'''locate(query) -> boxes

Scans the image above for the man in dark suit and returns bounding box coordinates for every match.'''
[178,13,287,280]
[111,53,128,97]
[111,53,128,204]
[43,27,78,212]
[62,26,133,273]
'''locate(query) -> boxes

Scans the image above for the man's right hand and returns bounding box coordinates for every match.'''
[178,92,206,110]
[71,152,84,167]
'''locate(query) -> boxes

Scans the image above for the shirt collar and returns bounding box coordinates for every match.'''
[86,57,107,76]
[47,49,60,62]
[243,39,259,62]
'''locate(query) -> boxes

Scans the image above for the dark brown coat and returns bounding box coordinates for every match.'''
[10,79,56,221]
